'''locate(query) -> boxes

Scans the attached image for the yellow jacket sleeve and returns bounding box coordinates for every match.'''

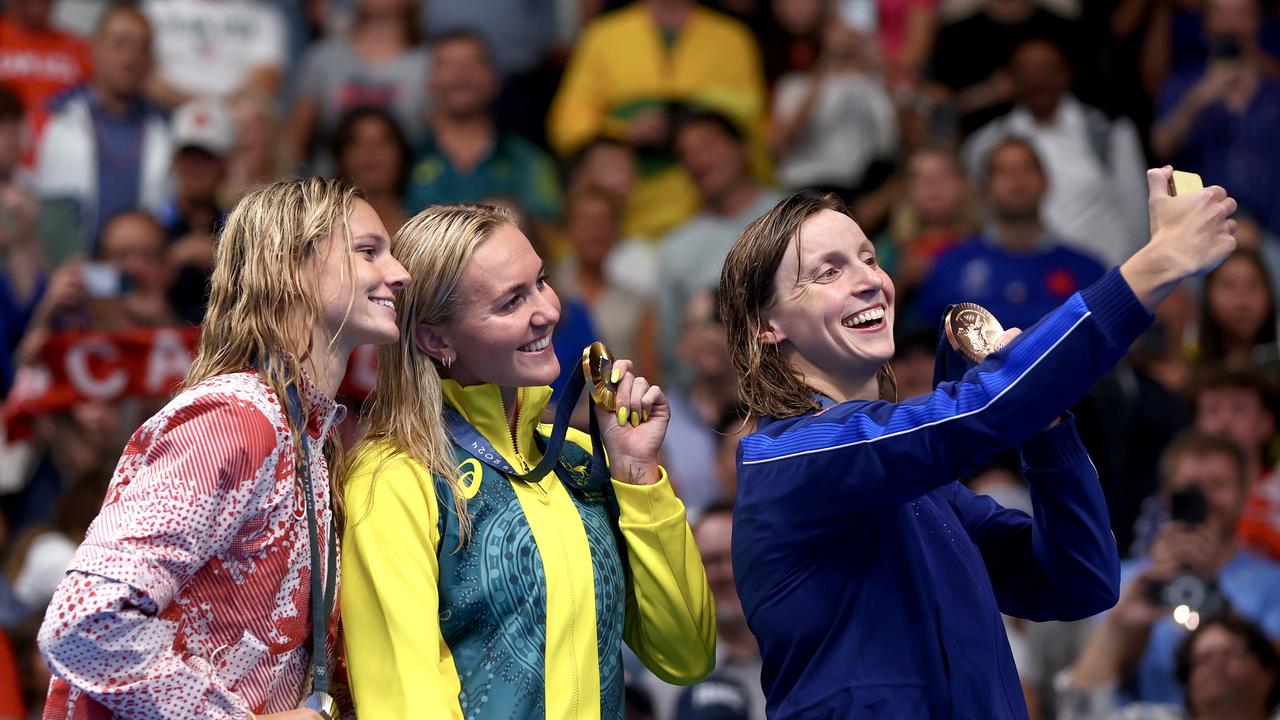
[613,471,717,684]
[559,427,716,682]
[546,24,627,157]
[341,447,464,719]
[689,20,768,135]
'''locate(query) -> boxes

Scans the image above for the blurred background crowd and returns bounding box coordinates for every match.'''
[0,0,1279,717]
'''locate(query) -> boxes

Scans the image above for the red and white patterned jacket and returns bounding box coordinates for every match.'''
[39,370,343,719]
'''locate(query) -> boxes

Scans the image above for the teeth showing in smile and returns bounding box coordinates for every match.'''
[372,298,395,311]
[843,307,886,329]
[519,336,551,352]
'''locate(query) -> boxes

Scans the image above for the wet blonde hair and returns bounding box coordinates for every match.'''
[357,203,517,542]
[185,178,363,513]
[719,190,895,420]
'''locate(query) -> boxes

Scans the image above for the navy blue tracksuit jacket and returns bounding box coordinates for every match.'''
[733,269,1151,718]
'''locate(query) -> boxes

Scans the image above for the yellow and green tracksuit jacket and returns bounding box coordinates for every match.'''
[341,380,717,718]
[546,4,769,239]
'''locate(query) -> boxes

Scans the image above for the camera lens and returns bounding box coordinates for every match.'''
[1161,574,1207,610]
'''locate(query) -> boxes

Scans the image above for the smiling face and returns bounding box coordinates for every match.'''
[1207,253,1273,347]
[340,114,408,198]
[429,34,498,119]
[314,198,410,354]
[985,139,1047,226]
[693,511,741,623]
[99,212,168,295]
[906,149,968,227]
[1196,385,1275,459]
[94,8,152,100]
[760,209,895,400]
[430,223,562,389]
[1011,39,1071,119]
[676,118,749,208]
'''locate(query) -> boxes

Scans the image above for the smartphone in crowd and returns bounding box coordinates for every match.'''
[81,262,131,299]
[836,0,877,33]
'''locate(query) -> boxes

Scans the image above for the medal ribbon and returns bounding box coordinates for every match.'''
[441,358,612,492]
[283,382,338,696]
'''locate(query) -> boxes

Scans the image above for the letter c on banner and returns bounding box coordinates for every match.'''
[457,458,483,499]
[65,337,128,399]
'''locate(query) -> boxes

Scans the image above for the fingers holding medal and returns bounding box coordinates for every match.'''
[583,342,666,426]
[603,358,666,428]
[583,342,666,485]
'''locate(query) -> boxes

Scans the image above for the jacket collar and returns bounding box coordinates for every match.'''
[296,369,344,440]
[441,380,553,469]
[248,366,344,441]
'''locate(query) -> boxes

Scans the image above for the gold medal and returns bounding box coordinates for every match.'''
[944,303,1006,364]
[582,341,619,412]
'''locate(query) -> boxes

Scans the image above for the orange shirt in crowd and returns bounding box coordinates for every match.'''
[1239,467,1280,561]
[0,16,92,165]
[0,628,24,720]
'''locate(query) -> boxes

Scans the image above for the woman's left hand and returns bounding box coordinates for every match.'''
[999,328,1061,430]
[594,358,668,485]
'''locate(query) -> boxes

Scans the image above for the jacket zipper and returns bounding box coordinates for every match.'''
[505,388,582,714]
[501,389,546,498]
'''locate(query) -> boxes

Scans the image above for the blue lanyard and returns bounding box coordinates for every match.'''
[440,358,611,493]
[283,382,337,696]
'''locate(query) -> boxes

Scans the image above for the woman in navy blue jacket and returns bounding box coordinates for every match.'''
[715,168,1238,719]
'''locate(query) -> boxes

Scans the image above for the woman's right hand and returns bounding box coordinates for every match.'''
[1121,166,1237,311]
[40,261,87,316]
[593,358,668,486]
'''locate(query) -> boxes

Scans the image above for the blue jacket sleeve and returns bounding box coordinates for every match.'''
[737,269,1151,538]
[949,418,1121,622]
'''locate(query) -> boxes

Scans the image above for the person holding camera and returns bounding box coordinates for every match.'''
[1062,431,1280,709]
[1151,0,1280,238]
[1058,611,1280,720]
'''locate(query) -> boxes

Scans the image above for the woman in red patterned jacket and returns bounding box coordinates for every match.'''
[36,178,410,720]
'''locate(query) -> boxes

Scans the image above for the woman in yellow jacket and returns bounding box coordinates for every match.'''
[340,203,716,718]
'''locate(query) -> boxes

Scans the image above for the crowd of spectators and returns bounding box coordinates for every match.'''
[1,0,1279,717]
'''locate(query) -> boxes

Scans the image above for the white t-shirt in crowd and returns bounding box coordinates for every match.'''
[772,71,898,191]
[143,0,287,97]
[962,96,1149,268]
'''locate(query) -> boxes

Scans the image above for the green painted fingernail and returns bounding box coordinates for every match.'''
[631,412,640,427]
[642,410,649,422]
[610,367,622,383]
[617,407,628,426]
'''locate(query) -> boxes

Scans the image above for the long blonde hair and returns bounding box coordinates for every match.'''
[357,203,517,541]
[186,178,362,513]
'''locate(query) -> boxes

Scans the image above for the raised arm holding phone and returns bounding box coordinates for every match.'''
[716,166,1236,719]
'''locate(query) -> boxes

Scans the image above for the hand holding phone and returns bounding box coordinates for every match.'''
[836,0,877,33]
[1167,170,1205,197]
[81,262,128,299]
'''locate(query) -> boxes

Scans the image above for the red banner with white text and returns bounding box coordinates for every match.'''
[3,328,378,439]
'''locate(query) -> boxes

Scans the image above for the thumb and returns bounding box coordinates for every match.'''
[1147,166,1173,200]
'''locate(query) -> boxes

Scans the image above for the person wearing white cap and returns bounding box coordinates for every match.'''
[162,97,234,324]
[162,98,234,241]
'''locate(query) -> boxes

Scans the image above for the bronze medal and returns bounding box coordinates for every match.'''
[582,341,619,412]
[944,303,1006,364]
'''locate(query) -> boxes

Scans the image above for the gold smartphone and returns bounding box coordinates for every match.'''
[1168,170,1204,196]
